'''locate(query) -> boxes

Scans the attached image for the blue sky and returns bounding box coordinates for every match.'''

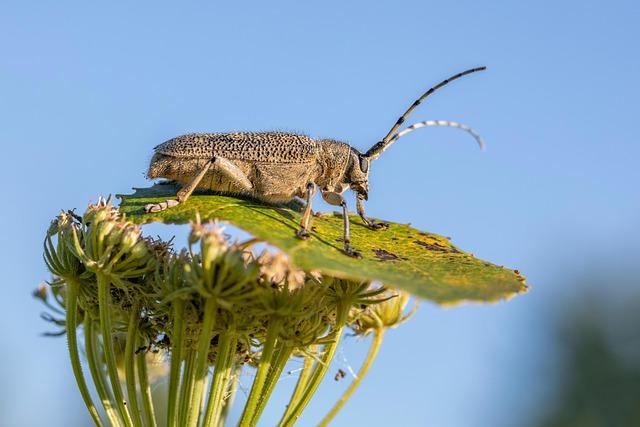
[1,1,639,426]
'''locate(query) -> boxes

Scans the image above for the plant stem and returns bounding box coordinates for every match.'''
[279,350,315,424]
[137,349,158,427]
[202,332,236,427]
[97,272,134,427]
[251,344,293,425]
[66,280,104,427]
[124,302,143,427]
[238,317,283,427]
[280,304,349,427]
[318,328,385,426]
[218,364,241,427]
[167,300,185,427]
[187,298,218,427]
[84,314,123,427]
[178,349,197,426]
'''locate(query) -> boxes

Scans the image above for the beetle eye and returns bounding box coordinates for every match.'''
[359,156,369,173]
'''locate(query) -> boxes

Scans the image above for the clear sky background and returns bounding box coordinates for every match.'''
[1,1,639,426]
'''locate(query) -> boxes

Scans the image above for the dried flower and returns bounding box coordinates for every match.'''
[37,199,413,427]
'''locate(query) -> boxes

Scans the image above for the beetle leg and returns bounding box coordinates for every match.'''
[144,157,253,213]
[211,156,254,192]
[145,156,254,213]
[145,159,214,213]
[176,159,215,202]
[322,191,362,258]
[356,194,389,230]
[296,183,316,240]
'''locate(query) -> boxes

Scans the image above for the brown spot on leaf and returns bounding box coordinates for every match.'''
[373,248,400,261]
[413,240,461,254]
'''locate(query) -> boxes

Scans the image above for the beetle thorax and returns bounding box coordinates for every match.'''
[313,139,349,191]
[315,139,369,195]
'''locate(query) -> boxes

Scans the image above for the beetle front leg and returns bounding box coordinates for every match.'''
[296,183,316,240]
[356,194,389,230]
[322,191,362,258]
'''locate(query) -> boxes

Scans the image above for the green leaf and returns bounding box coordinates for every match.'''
[117,184,527,305]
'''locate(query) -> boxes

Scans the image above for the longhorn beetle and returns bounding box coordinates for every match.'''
[145,67,486,257]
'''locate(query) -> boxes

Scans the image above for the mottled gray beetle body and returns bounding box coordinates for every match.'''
[148,132,364,203]
[145,68,487,257]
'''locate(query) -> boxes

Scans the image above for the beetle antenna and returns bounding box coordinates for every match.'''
[389,120,485,150]
[365,66,486,160]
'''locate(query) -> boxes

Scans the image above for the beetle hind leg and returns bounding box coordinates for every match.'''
[296,183,316,240]
[145,159,214,213]
[144,156,253,214]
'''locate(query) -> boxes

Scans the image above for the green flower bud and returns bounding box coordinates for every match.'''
[128,240,150,261]
[350,289,417,336]
[120,225,142,253]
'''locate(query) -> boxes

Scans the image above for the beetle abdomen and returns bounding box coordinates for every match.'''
[155,132,318,164]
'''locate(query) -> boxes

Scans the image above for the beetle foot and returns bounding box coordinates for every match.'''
[144,204,159,213]
[343,245,362,259]
[296,229,311,240]
[144,199,179,213]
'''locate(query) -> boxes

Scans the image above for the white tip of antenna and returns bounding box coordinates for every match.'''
[391,120,486,151]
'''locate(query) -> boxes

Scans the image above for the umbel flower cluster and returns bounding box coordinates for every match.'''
[38,199,415,427]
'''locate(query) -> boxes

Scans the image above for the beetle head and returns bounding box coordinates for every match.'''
[345,149,370,200]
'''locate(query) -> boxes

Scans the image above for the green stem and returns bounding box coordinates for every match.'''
[251,344,293,425]
[238,317,283,427]
[187,298,218,427]
[137,349,158,427]
[84,314,123,427]
[66,280,104,427]
[178,349,197,426]
[280,305,349,427]
[202,332,236,427]
[167,300,185,427]
[318,328,385,426]
[279,350,315,424]
[124,302,143,427]
[97,272,134,427]
[218,364,241,427]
